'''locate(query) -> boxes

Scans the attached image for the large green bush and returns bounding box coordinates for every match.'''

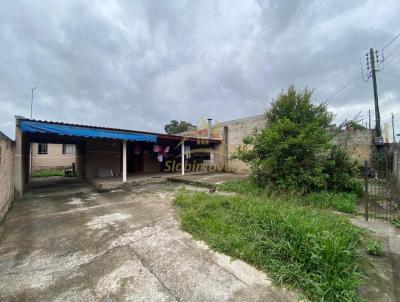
[235,85,360,193]
[323,146,363,194]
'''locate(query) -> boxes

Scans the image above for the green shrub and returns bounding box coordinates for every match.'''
[174,191,363,301]
[234,86,362,194]
[303,192,358,213]
[234,86,333,193]
[366,240,381,256]
[323,146,363,195]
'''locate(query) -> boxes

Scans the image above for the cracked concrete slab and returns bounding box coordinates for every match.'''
[0,182,298,301]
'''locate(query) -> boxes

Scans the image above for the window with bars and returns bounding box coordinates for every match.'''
[38,143,48,154]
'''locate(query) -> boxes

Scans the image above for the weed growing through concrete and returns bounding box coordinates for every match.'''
[366,240,382,256]
[392,218,400,228]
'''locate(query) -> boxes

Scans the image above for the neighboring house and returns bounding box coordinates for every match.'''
[30,143,76,172]
[180,114,267,173]
[181,115,376,172]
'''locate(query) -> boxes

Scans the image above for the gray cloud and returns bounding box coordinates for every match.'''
[1,0,400,138]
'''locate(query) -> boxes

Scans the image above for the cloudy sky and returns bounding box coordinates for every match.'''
[1,0,400,139]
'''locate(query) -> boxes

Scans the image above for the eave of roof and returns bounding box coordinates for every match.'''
[16,117,221,144]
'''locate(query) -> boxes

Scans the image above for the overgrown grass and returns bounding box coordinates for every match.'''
[218,179,359,214]
[174,191,364,301]
[217,179,265,195]
[303,192,358,213]
[31,169,64,178]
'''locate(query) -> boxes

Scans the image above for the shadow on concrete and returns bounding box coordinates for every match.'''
[26,176,94,197]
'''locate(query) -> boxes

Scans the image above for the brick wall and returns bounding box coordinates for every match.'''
[31,143,76,172]
[332,129,374,165]
[216,115,266,173]
[180,115,266,173]
[217,120,374,172]
[184,116,375,174]
[181,115,264,173]
[85,140,121,178]
[0,132,15,222]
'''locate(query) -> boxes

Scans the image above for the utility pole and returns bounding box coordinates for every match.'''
[30,87,37,119]
[367,48,381,138]
[368,109,371,129]
[392,113,396,143]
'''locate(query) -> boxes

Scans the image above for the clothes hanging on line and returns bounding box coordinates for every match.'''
[184,145,191,159]
[153,145,170,162]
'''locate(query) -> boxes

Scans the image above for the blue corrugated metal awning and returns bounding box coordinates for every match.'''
[20,120,157,142]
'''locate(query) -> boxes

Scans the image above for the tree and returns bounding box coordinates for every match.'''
[235,85,360,193]
[338,112,366,130]
[164,120,196,135]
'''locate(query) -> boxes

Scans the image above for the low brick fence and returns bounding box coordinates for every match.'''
[0,132,15,222]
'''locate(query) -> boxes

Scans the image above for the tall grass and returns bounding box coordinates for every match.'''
[218,180,359,214]
[217,179,265,195]
[302,192,358,214]
[174,191,363,301]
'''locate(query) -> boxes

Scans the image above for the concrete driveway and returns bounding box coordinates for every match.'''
[0,182,296,301]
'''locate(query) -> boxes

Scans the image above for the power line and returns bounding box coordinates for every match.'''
[377,78,393,91]
[323,77,359,101]
[382,32,400,51]
[308,61,359,89]
[380,70,400,81]
[382,43,400,64]
[383,109,400,118]
[384,52,400,65]
[381,110,400,121]
[360,57,369,82]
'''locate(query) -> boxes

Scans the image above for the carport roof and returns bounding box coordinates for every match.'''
[16,117,221,144]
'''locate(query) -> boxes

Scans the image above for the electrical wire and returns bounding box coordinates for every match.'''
[308,61,359,89]
[382,32,400,51]
[377,78,394,92]
[380,71,400,81]
[381,110,400,121]
[323,77,360,101]
[383,43,400,64]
